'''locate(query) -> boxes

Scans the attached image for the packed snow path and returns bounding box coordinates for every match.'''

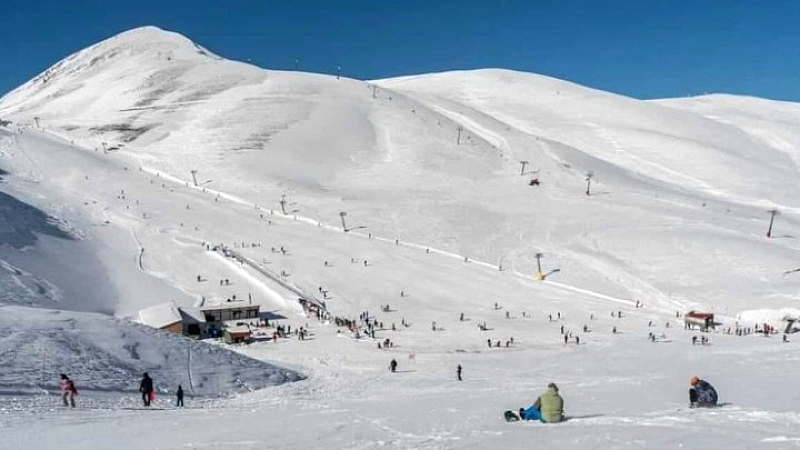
[2,327,799,450]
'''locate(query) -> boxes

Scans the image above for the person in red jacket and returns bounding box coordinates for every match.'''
[59,374,77,408]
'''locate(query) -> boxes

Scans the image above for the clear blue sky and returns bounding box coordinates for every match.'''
[3,0,799,100]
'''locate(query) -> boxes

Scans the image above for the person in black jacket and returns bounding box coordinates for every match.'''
[139,372,154,407]
[689,376,718,408]
[176,384,184,407]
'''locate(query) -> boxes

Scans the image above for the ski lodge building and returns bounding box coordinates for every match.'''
[200,302,261,323]
[138,301,260,339]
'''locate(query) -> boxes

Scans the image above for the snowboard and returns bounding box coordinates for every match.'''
[504,410,521,422]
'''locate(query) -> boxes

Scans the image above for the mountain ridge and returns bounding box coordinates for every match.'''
[1,26,799,319]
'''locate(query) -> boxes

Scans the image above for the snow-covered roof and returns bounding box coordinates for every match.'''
[138,302,182,329]
[178,307,206,324]
[201,302,260,312]
[225,326,252,336]
[737,308,800,324]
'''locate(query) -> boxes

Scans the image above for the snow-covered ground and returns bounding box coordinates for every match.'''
[0,26,799,449]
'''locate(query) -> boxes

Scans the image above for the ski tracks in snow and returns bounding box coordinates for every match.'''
[137,164,640,311]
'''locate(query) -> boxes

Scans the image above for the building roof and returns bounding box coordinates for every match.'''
[139,302,182,329]
[201,302,260,312]
[225,326,252,337]
[178,307,206,324]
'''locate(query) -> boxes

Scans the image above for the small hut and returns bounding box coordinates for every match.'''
[223,327,252,344]
[685,311,715,331]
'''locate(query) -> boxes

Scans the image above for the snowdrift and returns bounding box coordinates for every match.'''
[0,305,302,396]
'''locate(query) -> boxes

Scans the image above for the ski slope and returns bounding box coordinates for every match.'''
[0,26,799,449]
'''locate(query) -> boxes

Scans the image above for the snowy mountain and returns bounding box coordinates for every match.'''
[1,26,799,449]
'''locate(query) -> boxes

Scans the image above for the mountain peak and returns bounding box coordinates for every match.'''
[86,25,220,61]
[0,26,224,111]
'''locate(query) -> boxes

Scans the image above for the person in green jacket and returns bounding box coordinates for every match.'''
[520,383,564,422]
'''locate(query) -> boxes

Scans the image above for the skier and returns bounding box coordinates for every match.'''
[176,384,184,408]
[139,372,154,407]
[519,383,564,423]
[59,374,77,408]
[389,359,398,373]
[689,376,718,408]
[457,364,462,381]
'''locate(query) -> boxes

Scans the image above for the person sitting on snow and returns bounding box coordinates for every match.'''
[520,382,564,423]
[689,376,718,408]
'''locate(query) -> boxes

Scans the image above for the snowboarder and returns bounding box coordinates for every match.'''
[389,359,398,373]
[176,384,184,408]
[139,372,154,407]
[517,383,564,423]
[689,376,718,408]
[457,364,462,381]
[59,374,77,408]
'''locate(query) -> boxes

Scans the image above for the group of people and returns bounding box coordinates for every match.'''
[514,377,718,423]
[58,372,185,408]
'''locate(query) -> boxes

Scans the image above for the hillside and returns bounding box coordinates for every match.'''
[0,26,799,450]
